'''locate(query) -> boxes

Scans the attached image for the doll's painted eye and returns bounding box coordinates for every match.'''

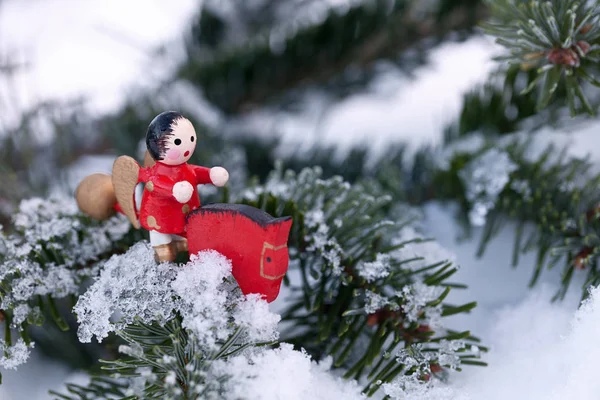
[174,138,182,145]
[191,136,195,142]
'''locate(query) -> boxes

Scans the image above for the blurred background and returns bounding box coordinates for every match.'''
[0,0,499,220]
[1,0,599,398]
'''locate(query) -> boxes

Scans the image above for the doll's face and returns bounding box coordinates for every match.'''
[161,118,197,166]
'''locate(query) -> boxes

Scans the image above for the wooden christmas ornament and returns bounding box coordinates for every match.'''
[187,204,292,303]
[109,111,230,263]
[74,111,293,299]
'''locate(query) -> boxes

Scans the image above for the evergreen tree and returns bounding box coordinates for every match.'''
[1,0,599,398]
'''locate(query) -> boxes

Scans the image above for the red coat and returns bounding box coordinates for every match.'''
[138,162,213,234]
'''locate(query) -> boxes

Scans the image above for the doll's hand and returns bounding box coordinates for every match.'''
[173,181,194,203]
[210,167,229,187]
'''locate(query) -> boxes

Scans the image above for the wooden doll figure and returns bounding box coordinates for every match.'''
[112,111,229,262]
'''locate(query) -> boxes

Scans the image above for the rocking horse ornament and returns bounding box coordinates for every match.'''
[75,111,292,303]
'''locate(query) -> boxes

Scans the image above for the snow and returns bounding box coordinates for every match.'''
[356,253,392,282]
[0,194,130,371]
[74,243,280,349]
[210,344,366,400]
[459,148,518,226]
[234,294,281,343]
[74,241,177,343]
[230,35,499,158]
[0,0,199,131]
[400,282,445,328]
[383,281,600,400]
[0,339,33,371]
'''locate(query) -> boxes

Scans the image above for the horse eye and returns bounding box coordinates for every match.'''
[174,138,182,146]
[191,136,195,142]
[266,257,272,262]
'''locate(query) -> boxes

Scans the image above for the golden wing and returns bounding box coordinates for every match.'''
[112,156,141,229]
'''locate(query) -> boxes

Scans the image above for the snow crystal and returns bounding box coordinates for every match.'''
[0,339,33,370]
[171,250,238,351]
[437,339,464,370]
[209,344,365,400]
[118,343,144,358]
[0,194,132,367]
[124,367,156,398]
[234,294,280,343]
[164,371,177,385]
[75,244,280,353]
[364,290,392,314]
[401,283,445,328]
[10,304,31,327]
[459,148,518,226]
[74,242,176,343]
[304,208,344,275]
[383,374,467,400]
[14,197,79,239]
[357,253,391,282]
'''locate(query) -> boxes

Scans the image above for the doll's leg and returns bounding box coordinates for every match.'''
[171,234,188,253]
[149,230,177,262]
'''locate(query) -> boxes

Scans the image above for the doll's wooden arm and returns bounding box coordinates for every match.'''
[192,165,213,185]
[192,165,229,187]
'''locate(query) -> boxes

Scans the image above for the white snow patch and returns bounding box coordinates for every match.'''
[210,344,365,400]
[74,244,280,349]
[0,0,199,131]
[231,35,499,157]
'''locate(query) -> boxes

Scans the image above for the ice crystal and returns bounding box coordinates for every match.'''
[383,374,463,400]
[459,148,518,226]
[437,339,465,370]
[304,207,344,274]
[75,243,280,352]
[0,338,33,370]
[401,282,445,328]
[383,340,469,400]
[357,253,391,282]
[11,304,31,327]
[364,290,392,314]
[234,294,280,343]
[124,367,156,398]
[75,242,176,343]
[171,250,235,351]
[119,343,144,358]
[209,344,365,400]
[0,194,131,369]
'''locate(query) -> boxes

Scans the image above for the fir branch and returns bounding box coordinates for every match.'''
[0,195,138,375]
[444,66,548,141]
[54,245,281,399]
[436,133,600,300]
[235,166,485,395]
[48,167,484,398]
[180,0,486,113]
[483,0,600,115]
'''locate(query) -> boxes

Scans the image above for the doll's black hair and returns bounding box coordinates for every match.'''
[146,111,186,160]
